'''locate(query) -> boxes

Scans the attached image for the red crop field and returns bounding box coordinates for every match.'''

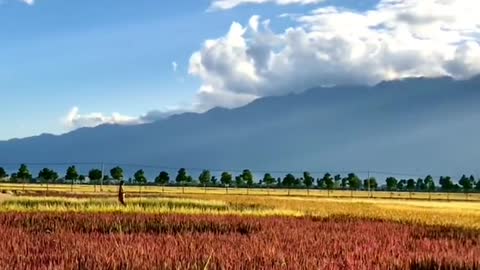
[0,213,478,270]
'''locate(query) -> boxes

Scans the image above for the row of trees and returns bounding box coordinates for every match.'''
[1,165,480,194]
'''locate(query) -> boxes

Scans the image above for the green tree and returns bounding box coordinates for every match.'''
[220,172,233,193]
[459,175,472,190]
[363,177,377,190]
[88,169,103,192]
[294,177,302,187]
[439,176,454,200]
[321,173,334,197]
[50,169,59,183]
[242,169,253,185]
[241,169,254,194]
[363,179,369,191]
[211,176,218,185]
[424,175,435,200]
[452,183,461,192]
[283,174,296,195]
[263,173,276,187]
[220,172,233,186]
[316,178,325,189]
[110,167,124,182]
[134,169,147,194]
[397,179,406,191]
[416,178,426,191]
[0,167,8,180]
[38,168,59,193]
[134,169,147,185]
[459,174,474,199]
[469,175,476,187]
[175,168,188,183]
[199,170,212,191]
[406,179,416,198]
[341,177,348,190]
[406,179,416,190]
[363,177,377,197]
[235,175,244,187]
[469,175,476,185]
[386,177,398,191]
[439,176,454,191]
[176,168,189,193]
[303,172,314,195]
[65,166,79,192]
[17,164,32,180]
[347,173,361,197]
[385,177,398,198]
[78,175,86,183]
[334,174,342,189]
[370,177,378,190]
[476,180,480,192]
[263,173,276,195]
[16,164,32,189]
[155,171,170,192]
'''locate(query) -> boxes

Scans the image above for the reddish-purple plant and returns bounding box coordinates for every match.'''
[0,213,477,270]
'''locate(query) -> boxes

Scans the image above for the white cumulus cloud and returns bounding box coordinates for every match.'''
[209,0,324,11]
[63,107,144,130]
[62,106,193,130]
[189,0,480,110]
[172,61,178,72]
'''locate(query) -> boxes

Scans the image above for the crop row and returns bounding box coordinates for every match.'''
[0,212,261,235]
[0,213,478,269]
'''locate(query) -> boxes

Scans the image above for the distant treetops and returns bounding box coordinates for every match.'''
[0,164,479,193]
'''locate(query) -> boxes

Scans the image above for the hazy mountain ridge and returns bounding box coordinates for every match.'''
[1,76,480,176]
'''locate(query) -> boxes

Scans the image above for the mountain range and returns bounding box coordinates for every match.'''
[1,76,480,178]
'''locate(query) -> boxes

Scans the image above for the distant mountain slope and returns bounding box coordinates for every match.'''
[1,76,480,176]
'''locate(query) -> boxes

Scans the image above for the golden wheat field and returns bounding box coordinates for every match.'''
[1,191,479,229]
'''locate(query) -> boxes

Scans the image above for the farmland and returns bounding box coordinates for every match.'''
[2,183,480,202]
[0,187,479,269]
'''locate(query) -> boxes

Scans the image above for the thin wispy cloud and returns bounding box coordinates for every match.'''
[209,0,324,11]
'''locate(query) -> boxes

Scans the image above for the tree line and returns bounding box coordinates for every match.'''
[0,164,480,194]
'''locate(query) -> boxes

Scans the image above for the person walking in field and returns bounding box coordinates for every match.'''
[118,180,126,205]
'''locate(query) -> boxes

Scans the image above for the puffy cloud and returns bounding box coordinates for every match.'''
[20,0,34,5]
[209,0,324,11]
[63,107,144,129]
[445,41,480,78]
[172,61,178,72]
[62,106,194,130]
[190,0,480,109]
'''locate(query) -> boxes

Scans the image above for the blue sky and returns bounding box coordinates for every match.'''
[1,0,478,140]
[0,0,379,140]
